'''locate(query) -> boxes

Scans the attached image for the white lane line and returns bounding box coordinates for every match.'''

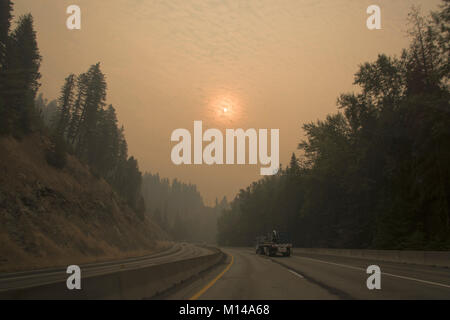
[294,256,364,271]
[294,255,450,289]
[288,269,304,279]
[380,271,450,289]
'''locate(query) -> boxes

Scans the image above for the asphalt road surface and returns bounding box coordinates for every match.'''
[0,242,212,293]
[165,247,450,300]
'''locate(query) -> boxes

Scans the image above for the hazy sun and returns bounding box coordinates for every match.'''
[207,93,243,127]
[216,100,233,121]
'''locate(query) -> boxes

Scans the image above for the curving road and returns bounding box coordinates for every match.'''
[166,247,450,300]
[0,242,212,293]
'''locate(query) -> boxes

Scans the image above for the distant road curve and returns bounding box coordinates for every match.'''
[0,242,212,293]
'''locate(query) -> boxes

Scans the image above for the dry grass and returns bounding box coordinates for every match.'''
[0,134,168,272]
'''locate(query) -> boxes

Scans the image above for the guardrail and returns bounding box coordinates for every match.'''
[0,248,224,299]
[293,248,450,268]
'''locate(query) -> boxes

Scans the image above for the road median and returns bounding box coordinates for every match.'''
[0,247,224,300]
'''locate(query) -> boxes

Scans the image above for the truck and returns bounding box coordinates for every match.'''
[255,231,292,257]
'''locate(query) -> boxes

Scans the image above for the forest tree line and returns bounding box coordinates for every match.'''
[0,0,144,217]
[141,172,228,243]
[218,3,450,250]
[47,64,145,216]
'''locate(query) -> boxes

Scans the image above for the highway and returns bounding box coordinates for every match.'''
[0,242,212,293]
[165,247,450,300]
[1,244,449,299]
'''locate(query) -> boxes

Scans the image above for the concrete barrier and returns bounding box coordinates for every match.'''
[0,249,224,300]
[293,248,450,268]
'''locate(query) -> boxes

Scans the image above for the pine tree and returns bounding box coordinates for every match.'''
[67,72,88,146]
[96,104,120,178]
[4,14,41,133]
[55,74,76,137]
[0,0,13,134]
[288,152,300,176]
[76,63,106,163]
[0,0,13,70]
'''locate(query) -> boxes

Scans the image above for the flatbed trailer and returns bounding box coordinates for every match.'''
[255,233,292,257]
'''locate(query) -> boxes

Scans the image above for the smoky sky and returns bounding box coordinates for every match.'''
[13,0,441,204]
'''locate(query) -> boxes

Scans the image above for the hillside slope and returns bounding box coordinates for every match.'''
[0,133,168,272]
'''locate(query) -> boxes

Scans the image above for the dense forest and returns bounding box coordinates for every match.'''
[141,173,228,243]
[218,3,450,250]
[0,0,142,219]
[42,64,146,217]
[0,0,220,242]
